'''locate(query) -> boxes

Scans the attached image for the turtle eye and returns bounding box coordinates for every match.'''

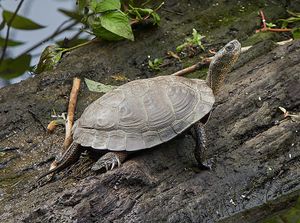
[225,44,234,51]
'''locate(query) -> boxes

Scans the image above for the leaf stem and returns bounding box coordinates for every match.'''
[61,39,95,53]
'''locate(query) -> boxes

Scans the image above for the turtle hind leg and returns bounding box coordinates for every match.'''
[193,121,211,170]
[91,151,128,172]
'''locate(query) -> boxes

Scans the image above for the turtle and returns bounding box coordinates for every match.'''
[39,40,241,180]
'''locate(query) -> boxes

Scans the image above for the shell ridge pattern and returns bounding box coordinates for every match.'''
[143,78,175,131]
[166,78,199,121]
[138,80,150,132]
[117,81,148,133]
[73,75,215,151]
[148,77,178,142]
[163,79,176,121]
[164,77,190,134]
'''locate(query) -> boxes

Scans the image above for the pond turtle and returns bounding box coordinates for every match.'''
[39,40,241,179]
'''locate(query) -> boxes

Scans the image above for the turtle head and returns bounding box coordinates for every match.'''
[206,40,241,95]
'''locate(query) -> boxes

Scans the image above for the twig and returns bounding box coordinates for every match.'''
[0,0,25,66]
[241,46,252,53]
[276,38,293,45]
[279,106,300,121]
[256,10,292,33]
[48,78,81,172]
[256,28,292,33]
[171,58,212,76]
[63,77,81,150]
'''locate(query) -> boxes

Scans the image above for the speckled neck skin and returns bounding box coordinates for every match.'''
[206,40,241,95]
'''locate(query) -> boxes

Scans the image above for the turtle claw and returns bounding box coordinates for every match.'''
[91,152,121,172]
[110,159,120,170]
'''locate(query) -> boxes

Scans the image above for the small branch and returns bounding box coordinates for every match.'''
[63,77,81,150]
[276,38,293,45]
[49,78,81,172]
[0,0,25,66]
[260,9,267,30]
[19,20,79,56]
[171,58,212,76]
[256,10,292,33]
[256,28,292,33]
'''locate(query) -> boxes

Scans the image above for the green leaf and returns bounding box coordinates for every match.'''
[34,45,64,74]
[90,11,134,41]
[266,22,276,28]
[0,36,24,47]
[292,28,300,39]
[3,10,45,30]
[278,17,300,28]
[176,42,188,52]
[84,78,117,93]
[151,11,161,25]
[100,11,134,40]
[176,29,205,52]
[91,25,124,40]
[0,54,31,79]
[287,10,300,17]
[58,8,82,22]
[0,20,5,30]
[90,0,121,13]
[148,58,163,71]
[127,6,161,25]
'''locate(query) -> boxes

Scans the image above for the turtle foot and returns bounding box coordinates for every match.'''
[198,158,213,171]
[191,163,212,173]
[91,152,121,172]
[198,163,212,170]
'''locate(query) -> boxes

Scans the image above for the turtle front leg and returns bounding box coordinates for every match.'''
[91,151,128,172]
[193,121,211,170]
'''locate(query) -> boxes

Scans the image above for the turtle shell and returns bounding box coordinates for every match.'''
[73,76,215,151]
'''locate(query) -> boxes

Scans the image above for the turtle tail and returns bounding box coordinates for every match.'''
[37,142,82,181]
